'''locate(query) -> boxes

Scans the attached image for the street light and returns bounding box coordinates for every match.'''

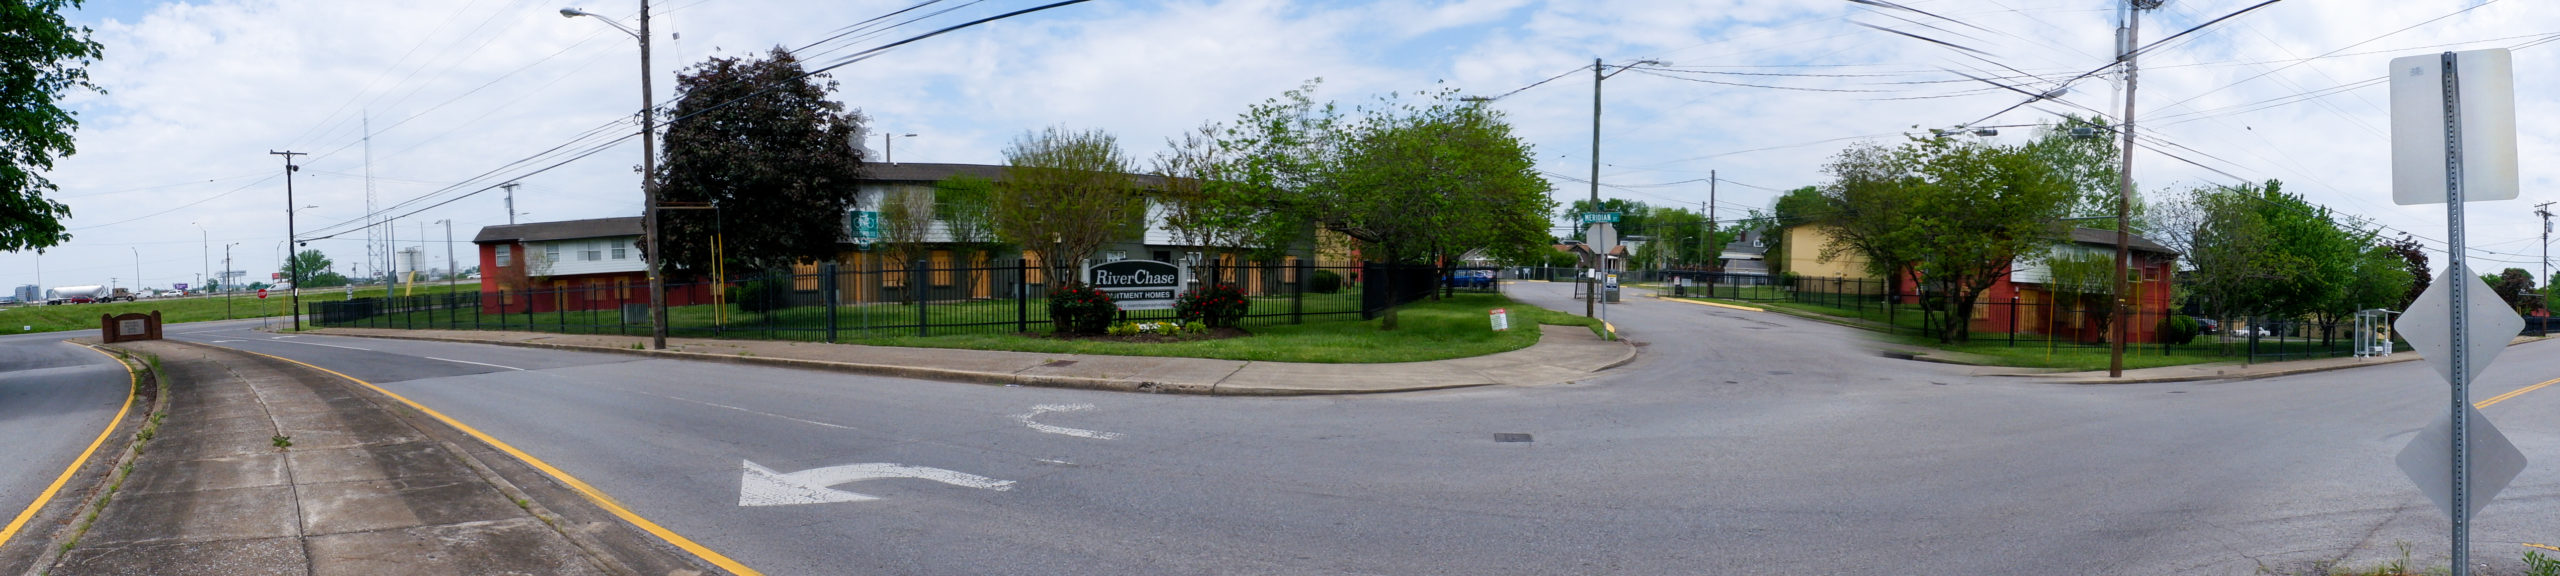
[563,3,668,350]
[884,132,917,164]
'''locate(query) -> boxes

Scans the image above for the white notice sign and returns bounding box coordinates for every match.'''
[2390,49,2518,205]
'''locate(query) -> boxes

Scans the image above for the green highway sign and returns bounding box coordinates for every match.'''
[1580,212,1620,224]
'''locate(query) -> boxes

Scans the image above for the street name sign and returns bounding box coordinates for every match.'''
[1580,212,1619,224]
[1086,259,1185,311]
[2391,49,2517,205]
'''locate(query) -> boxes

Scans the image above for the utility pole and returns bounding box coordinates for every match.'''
[271,150,306,331]
[502,182,520,225]
[2109,0,2163,379]
[640,0,665,351]
[1589,57,1603,318]
[2539,201,2553,318]
[1708,170,1718,264]
[224,243,234,318]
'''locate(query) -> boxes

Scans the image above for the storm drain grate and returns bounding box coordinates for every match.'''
[1040,360,1079,368]
[1494,433,1534,443]
[1768,371,1793,375]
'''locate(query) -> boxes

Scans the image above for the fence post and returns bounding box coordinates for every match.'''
[1016,259,1029,333]
[823,262,839,343]
[2008,296,2018,347]
[1292,260,1307,325]
[914,259,929,338]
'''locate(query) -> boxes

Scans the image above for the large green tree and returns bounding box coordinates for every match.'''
[1894,136,2077,343]
[1319,88,1552,326]
[993,126,1146,285]
[652,48,867,275]
[1813,141,1925,292]
[0,0,101,252]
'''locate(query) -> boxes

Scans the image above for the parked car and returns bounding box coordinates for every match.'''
[2195,318,2220,334]
[1444,269,1495,289]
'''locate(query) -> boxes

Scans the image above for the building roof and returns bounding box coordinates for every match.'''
[2067,227,2176,255]
[863,162,1168,188]
[473,217,641,244]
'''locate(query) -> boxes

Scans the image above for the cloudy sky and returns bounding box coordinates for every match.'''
[5,0,2554,291]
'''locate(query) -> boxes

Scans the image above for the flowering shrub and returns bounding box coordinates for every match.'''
[1048,284,1119,334]
[1175,283,1250,328]
[1106,320,1209,337]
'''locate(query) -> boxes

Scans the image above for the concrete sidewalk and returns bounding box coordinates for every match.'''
[309,325,1635,395]
[34,340,712,576]
[2015,335,2553,384]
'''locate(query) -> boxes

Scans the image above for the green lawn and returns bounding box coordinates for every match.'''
[342,292,1602,364]
[0,282,478,335]
[836,293,1603,363]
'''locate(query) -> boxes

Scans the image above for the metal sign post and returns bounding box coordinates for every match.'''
[2389,49,2525,576]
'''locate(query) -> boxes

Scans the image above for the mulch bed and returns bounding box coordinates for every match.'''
[1036,326,1252,343]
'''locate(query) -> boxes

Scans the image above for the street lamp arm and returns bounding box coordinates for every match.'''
[560,8,640,39]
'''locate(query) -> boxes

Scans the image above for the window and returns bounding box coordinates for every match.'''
[544,243,560,264]
[1104,251,1127,262]
[582,241,603,262]
[612,245,628,260]
[496,245,512,267]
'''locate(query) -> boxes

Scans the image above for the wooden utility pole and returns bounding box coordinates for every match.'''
[271,150,307,331]
[2110,0,2163,378]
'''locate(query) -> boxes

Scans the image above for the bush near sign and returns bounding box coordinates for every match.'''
[1085,260,1187,311]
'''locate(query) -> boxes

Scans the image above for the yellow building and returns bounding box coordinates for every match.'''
[1781,225,1877,280]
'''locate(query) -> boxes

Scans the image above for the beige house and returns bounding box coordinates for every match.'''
[1781,226,1877,279]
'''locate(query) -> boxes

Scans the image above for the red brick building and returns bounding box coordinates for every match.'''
[472,217,711,314]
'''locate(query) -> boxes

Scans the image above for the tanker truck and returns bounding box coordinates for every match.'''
[46,285,104,304]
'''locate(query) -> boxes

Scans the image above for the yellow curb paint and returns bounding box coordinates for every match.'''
[1,343,138,548]
[225,348,762,576]
[2528,542,2560,552]
[2478,377,2560,410]
[1663,297,1764,312]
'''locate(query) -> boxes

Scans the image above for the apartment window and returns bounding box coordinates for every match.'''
[580,241,602,262]
[543,244,559,264]
[612,245,628,260]
[496,245,512,267]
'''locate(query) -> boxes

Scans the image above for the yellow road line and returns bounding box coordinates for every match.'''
[1,343,138,548]
[2528,542,2560,552]
[2478,376,2560,409]
[1661,297,1765,312]
[227,348,762,576]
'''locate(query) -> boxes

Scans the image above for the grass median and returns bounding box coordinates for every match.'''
[0,282,478,335]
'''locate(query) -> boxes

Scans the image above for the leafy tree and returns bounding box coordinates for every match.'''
[1156,122,1297,265]
[1813,141,1924,294]
[2023,115,2124,222]
[1317,88,1552,326]
[0,0,100,253]
[1894,136,2076,342]
[876,184,935,266]
[933,174,1003,264]
[2484,267,2535,314]
[2386,233,2430,310]
[2041,250,2117,341]
[993,126,1146,286]
[653,48,867,275]
[284,249,332,285]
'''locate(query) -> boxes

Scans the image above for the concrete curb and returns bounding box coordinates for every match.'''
[2026,355,2421,385]
[307,330,1628,397]
[14,344,161,576]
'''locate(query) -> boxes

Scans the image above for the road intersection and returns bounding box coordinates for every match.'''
[8,282,2560,574]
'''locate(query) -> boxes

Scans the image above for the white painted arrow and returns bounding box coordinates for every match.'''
[739,460,1014,507]
[1015,404,1124,440]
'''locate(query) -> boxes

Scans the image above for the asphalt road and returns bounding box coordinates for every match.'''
[0,323,142,547]
[151,284,2560,575]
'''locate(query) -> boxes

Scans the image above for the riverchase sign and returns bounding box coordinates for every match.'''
[1085,259,1188,311]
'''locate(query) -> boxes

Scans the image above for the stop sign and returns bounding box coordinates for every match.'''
[257,289,268,299]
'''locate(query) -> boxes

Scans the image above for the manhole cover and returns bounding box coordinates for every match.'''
[1768,371,1793,375]
[1494,433,1533,443]
[1040,360,1078,368]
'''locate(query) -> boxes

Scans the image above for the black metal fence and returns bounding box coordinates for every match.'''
[1642,272,2412,361]
[311,260,1489,341]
